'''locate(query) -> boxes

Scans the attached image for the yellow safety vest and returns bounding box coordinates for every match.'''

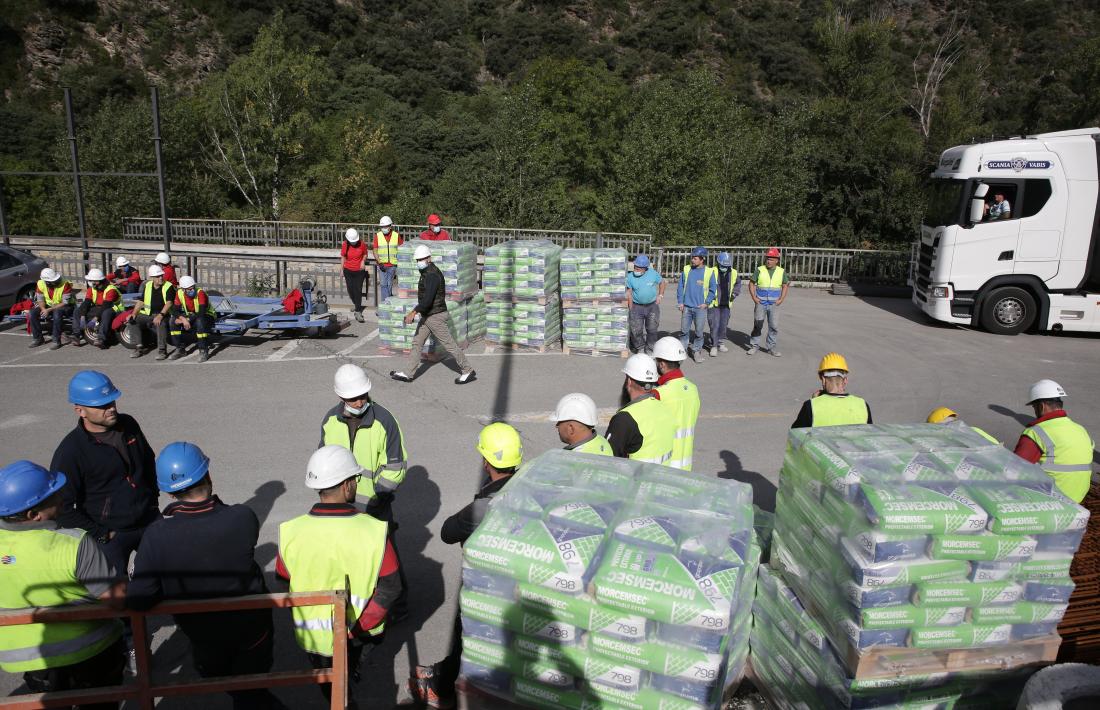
[176,288,216,317]
[140,281,174,315]
[656,376,701,471]
[971,426,999,445]
[619,394,675,465]
[374,231,400,266]
[88,285,124,313]
[755,266,785,305]
[681,265,717,305]
[571,434,612,456]
[278,513,389,656]
[710,269,738,308]
[36,280,74,308]
[1023,416,1095,503]
[809,394,869,427]
[0,527,122,673]
[321,413,407,499]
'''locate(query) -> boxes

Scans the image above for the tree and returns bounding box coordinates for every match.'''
[909,13,965,139]
[199,14,326,220]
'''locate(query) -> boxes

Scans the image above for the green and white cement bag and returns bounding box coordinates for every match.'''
[967,486,1090,534]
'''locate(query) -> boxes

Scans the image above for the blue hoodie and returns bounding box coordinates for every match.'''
[677,265,717,308]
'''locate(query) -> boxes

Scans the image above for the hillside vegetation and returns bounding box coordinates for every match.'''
[1,0,1098,247]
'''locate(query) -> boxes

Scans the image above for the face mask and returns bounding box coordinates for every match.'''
[382,227,391,235]
[185,288,197,297]
[417,260,428,271]
[719,266,729,272]
[431,225,441,234]
[344,401,370,417]
[634,270,645,277]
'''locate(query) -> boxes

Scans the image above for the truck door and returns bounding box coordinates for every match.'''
[952,181,1021,284]
[1013,178,1060,280]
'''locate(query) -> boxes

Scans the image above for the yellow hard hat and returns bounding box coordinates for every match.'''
[818,352,849,374]
[477,422,523,469]
[926,407,958,424]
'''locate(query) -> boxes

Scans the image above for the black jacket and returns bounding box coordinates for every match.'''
[127,496,271,646]
[52,414,159,539]
[415,262,448,317]
[440,475,511,545]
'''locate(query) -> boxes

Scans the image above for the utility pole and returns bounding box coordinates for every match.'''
[151,86,172,250]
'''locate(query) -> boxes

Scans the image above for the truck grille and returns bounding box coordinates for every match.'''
[915,238,938,293]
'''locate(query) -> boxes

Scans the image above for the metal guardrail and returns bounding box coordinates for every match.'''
[0,589,349,710]
[655,246,912,285]
[123,217,653,255]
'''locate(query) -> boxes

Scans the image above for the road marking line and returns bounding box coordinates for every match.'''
[266,339,301,361]
[489,409,788,424]
[337,329,379,356]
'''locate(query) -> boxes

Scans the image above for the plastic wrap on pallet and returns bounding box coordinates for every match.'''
[457,450,755,709]
[749,422,1087,708]
[396,239,478,296]
[483,240,563,300]
[559,248,628,300]
[485,300,561,347]
[377,296,466,350]
[562,302,628,352]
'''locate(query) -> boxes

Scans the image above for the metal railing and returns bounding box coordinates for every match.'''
[123,217,653,254]
[0,589,348,710]
[655,246,912,285]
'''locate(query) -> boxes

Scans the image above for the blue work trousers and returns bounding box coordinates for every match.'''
[707,305,731,348]
[679,305,708,354]
[629,301,660,353]
[377,264,396,302]
[29,304,75,342]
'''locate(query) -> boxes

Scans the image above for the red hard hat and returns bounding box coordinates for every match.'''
[427,214,442,226]
[766,247,780,258]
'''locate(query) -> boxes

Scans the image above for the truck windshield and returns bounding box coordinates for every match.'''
[923,179,965,228]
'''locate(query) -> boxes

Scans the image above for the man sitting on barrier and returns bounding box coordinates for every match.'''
[169,275,216,363]
[28,267,77,350]
[73,268,124,350]
[111,256,142,294]
[125,264,176,360]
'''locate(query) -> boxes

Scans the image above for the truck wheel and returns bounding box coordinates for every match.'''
[981,286,1036,335]
[116,323,141,350]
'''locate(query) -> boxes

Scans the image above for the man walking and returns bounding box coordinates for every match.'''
[373,216,402,302]
[706,252,739,356]
[606,354,674,464]
[626,254,664,354]
[747,247,788,356]
[128,442,276,709]
[677,247,716,364]
[0,460,126,708]
[1014,380,1094,503]
[653,337,700,470]
[389,245,475,385]
[552,393,611,455]
[51,370,160,577]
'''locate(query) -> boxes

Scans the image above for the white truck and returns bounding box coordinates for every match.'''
[912,127,1100,334]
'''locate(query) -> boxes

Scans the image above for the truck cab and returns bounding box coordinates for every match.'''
[913,127,1100,334]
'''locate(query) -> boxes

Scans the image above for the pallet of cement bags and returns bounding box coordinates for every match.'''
[457,450,758,709]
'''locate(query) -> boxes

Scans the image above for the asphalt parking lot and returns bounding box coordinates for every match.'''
[1,288,1098,707]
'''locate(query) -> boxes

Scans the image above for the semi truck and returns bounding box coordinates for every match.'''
[912,127,1100,334]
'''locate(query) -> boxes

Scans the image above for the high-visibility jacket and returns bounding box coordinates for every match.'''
[619,395,674,465]
[0,527,122,673]
[1023,416,1095,503]
[176,289,216,317]
[373,231,401,266]
[140,281,174,315]
[710,269,738,308]
[754,265,785,305]
[320,405,408,500]
[809,394,869,427]
[85,284,124,313]
[656,376,701,471]
[278,513,388,655]
[681,265,717,306]
[570,434,612,456]
[971,426,999,445]
[36,280,74,307]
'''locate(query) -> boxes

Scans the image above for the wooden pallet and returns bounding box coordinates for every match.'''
[561,297,628,308]
[483,339,561,354]
[562,345,629,358]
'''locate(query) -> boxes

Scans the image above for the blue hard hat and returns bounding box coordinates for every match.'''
[156,442,210,493]
[0,461,67,517]
[634,254,651,268]
[717,252,732,267]
[691,247,708,258]
[68,370,121,407]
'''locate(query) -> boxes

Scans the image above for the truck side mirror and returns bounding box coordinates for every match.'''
[969,199,987,224]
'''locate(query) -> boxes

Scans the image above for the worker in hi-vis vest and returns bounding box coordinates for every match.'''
[1014,379,1095,503]
[791,352,872,428]
[927,407,1000,445]
[606,353,675,464]
[552,393,611,455]
[0,460,126,701]
[373,216,402,302]
[653,336,701,470]
[747,247,788,357]
[276,446,401,704]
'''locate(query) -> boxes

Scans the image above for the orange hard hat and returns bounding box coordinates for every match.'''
[427,213,442,226]
[766,247,780,258]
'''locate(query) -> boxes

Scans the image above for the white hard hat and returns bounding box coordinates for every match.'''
[178,275,196,289]
[379,216,394,227]
[345,227,360,243]
[147,264,165,278]
[116,256,130,267]
[85,268,105,282]
[622,353,658,383]
[552,393,599,427]
[334,363,372,399]
[1027,379,1067,404]
[305,445,364,490]
[413,245,432,260]
[652,336,687,362]
[40,267,60,282]
[154,252,171,265]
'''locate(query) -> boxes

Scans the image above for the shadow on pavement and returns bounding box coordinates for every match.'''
[718,450,777,513]
[988,403,1032,428]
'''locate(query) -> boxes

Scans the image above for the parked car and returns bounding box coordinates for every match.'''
[0,245,48,311]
